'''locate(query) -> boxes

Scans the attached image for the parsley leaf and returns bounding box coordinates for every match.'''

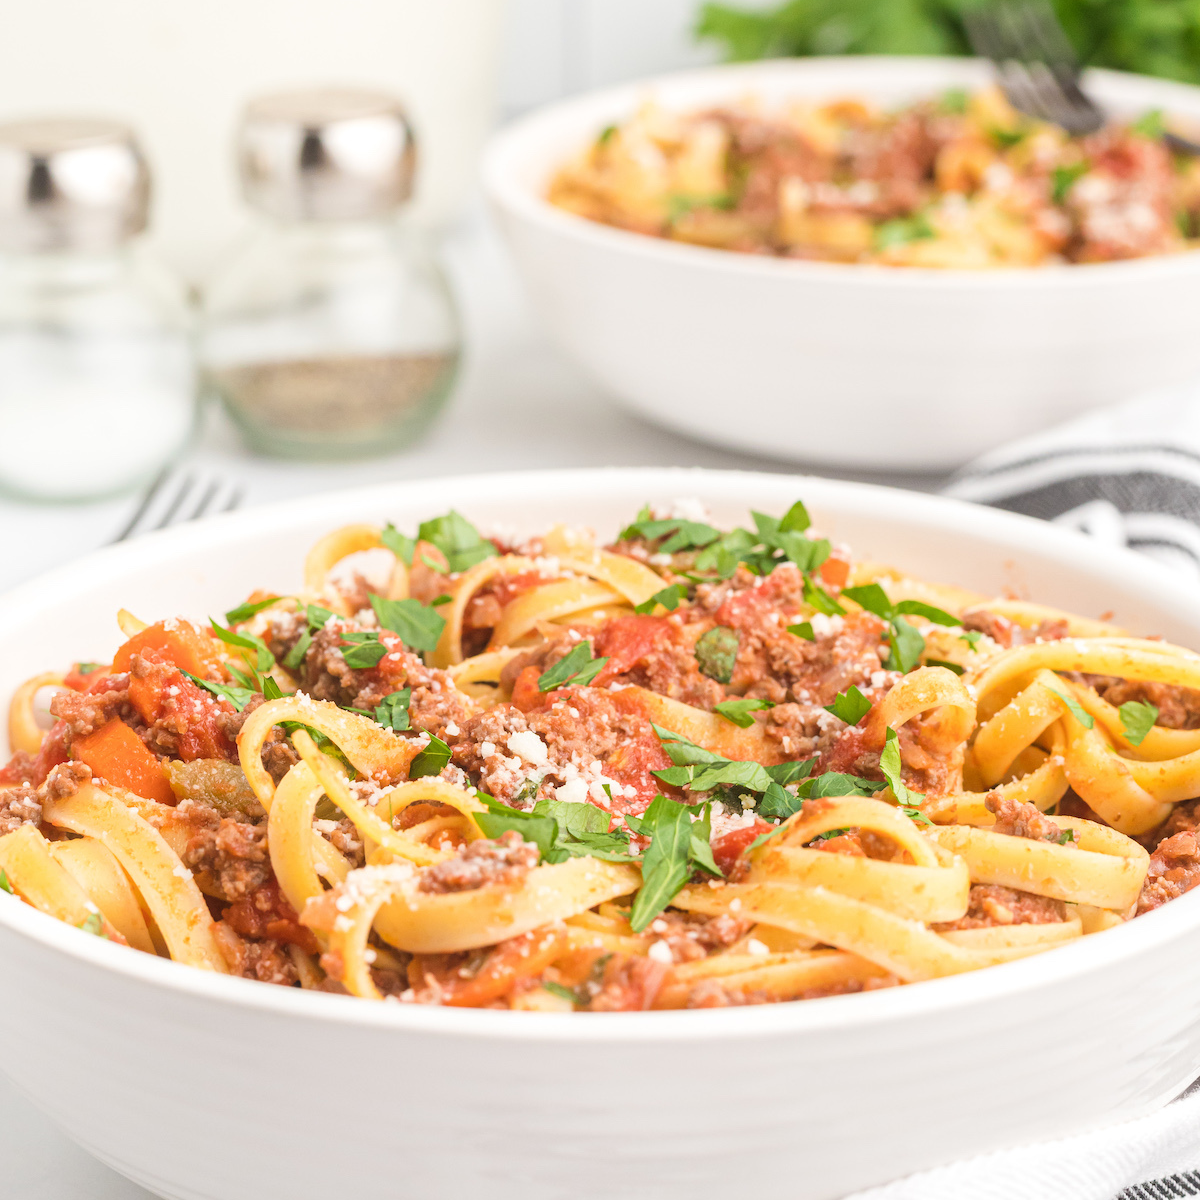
[475,807,559,860]
[283,629,312,671]
[475,794,636,865]
[634,583,688,614]
[959,630,983,648]
[1119,699,1158,746]
[713,696,774,727]
[1047,685,1095,729]
[181,670,257,712]
[880,727,923,808]
[1131,109,1165,139]
[429,594,452,607]
[543,981,580,1004]
[694,626,739,683]
[803,577,845,616]
[1057,829,1077,845]
[341,635,388,670]
[225,596,283,624]
[824,685,871,726]
[409,734,452,779]
[262,676,285,701]
[79,911,104,937]
[619,513,722,553]
[381,523,416,566]
[375,688,412,731]
[629,795,715,932]
[0,867,12,894]
[210,621,275,672]
[788,621,815,641]
[926,659,965,675]
[416,511,497,574]
[306,604,337,630]
[369,593,445,653]
[808,772,886,798]
[758,779,804,820]
[537,641,609,691]
[1051,161,1089,204]
[74,662,104,675]
[840,585,958,674]
[874,213,934,251]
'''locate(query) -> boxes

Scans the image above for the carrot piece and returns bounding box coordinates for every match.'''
[112,620,223,678]
[73,719,175,805]
[819,554,851,589]
[509,665,545,713]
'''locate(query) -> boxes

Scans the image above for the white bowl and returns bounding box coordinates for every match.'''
[2,467,1200,1200]
[483,58,1200,470]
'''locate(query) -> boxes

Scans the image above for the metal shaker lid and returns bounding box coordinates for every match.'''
[238,88,416,221]
[0,118,150,253]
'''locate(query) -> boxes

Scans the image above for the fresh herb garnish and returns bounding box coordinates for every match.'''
[0,868,12,894]
[262,676,285,701]
[283,630,313,672]
[668,192,736,222]
[628,794,720,931]
[1047,685,1095,729]
[181,670,257,712]
[824,685,871,726]
[880,726,923,808]
[619,508,722,553]
[429,594,453,607]
[959,629,983,649]
[1131,109,1166,139]
[596,124,618,147]
[990,126,1027,148]
[938,87,968,114]
[1119,699,1158,746]
[224,596,282,625]
[409,734,452,779]
[841,584,959,673]
[543,981,580,1004]
[1057,829,1077,845]
[369,593,445,653]
[537,641,610,692]
[874,213,934,251]
[340,633,389,670]
[381,523,416,566]
[926,658,965,675]
[694,626,739,683]
[375,689,412,732]
[75,662,104,675]
[416,511,497,574]
[712,696,774,727]
[788,621,815,641]
[475,794,636,865]
[1051,161,1089,204]
[210,621,275,672]
[79,911,105,937]
[634,583,688,614]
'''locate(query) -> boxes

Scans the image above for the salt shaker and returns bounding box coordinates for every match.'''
[199,89,461,459]
[0,119,195,502]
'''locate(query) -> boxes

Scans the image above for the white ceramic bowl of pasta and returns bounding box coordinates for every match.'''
[483,57,1200,470]
[2,466,1200,1200]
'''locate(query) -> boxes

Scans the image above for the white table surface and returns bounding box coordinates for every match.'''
[0,211,949,1198]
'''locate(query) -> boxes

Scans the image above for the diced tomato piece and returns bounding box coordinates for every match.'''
[592,615,673,684]
[72,718,175,804]
[819,552,851,590]
[711,819,773,875]
[64,663,113,692]
[112,620,224,678]
[510,664,546,713]
[224,879,318,953]
[127,652,236,762]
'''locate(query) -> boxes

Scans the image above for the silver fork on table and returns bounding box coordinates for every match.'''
[964,2,1200,152]
[110,467,243,542]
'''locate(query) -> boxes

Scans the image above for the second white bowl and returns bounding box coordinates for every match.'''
[483,57,1200,469]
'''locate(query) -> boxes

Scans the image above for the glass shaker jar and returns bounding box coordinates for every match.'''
[199,89,461,459]
[0,119,195,502]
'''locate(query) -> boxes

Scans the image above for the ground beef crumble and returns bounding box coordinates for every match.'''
[178,799,270,900]
[985,792,1067,842]
[935,884,1066,930]
[418,830,539,894]
[1138,831,1200,914]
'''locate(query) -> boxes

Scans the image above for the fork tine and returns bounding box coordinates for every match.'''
[110,467,172,543]
[186,477,221,522]
[153,474,194,530]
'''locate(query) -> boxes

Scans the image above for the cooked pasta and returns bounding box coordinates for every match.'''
[548,87,1200,266]
[2,498,1198,1011]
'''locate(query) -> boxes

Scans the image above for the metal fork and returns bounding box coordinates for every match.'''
[964,2,1200,151]
[110,467,243,542]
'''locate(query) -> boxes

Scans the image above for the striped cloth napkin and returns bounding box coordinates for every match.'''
[848,381,1200,1200]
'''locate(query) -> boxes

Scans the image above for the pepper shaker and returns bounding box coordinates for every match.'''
[0,119,195,502]
[199,88,461,459]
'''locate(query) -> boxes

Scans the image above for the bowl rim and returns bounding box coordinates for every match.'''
[3,464,1198,1042]
[482,54,1200,290]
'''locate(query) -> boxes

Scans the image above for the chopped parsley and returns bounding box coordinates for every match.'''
[1051,161,1089,204]
[537,641,609,692]
[925,658,965,676]
[1131,109,1166,139]
[78,911,105,937]
[788,621,815,641]
[668,192,735,223]
[340,633,389,670]
[619,508,722,553]
[542,981,579,1004]
[634,583,687,615]
[429,594,453,607]
[596,124,618,147]
[74,662,104,675]
[990,126,1027,148]
[283,630,312,672]
[694,626,739,683]
[210,620,275,672]
[0,868,12,894]
[381,523,416,566]
[713,696,774,727]
[1057,829,1077,845]
[627,794,720,931]
[224,596,283,625]
[881,726,924,809]
[408,734,452,779]
[475,794,635,865]
[841,584,959,673]
[181,670,257,712]
[372,689,412,732]
[1046,685,1095,729]
[874,213,934,251]
[262,676,285,701]
[825,685,871,726]
[416,511,497,574]
[1119,699,1158,747]
[959,630,983,649]
[369,593,445,653]
[306,604,337,629]
[938,87,968,115]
